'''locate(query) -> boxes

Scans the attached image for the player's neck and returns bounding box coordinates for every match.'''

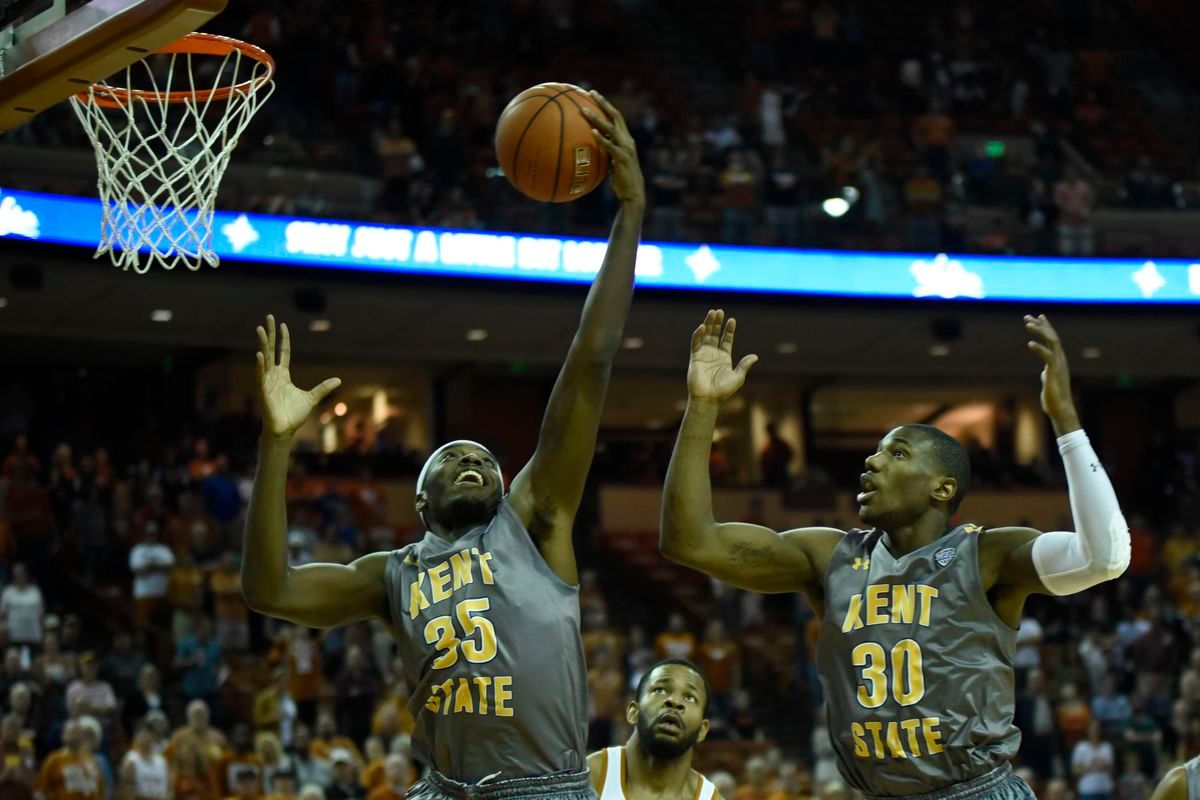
[882,512,952,556]
[624,737,694,798]
[428,520,484,542]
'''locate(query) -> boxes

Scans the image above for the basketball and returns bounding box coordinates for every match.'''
[494,83,610,203]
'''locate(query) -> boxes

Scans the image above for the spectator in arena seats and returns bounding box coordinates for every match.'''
[585,645,623,750]
[763,151,803,246]
[371,659,413,740]
[1053,165,1095,256]
[5,683,39,748]
[275,628,319,728]
[759,422,793,488]
[729,688,760,741]
[287,726,328,791]
[211,552,249,653]
[102,632,145,700]
[213,724,264,798]
[334,647,378,746]
[733,755,772,800]
[188,440,218,482]
[310,713,362,768]
[0,712,36,792]
[266,769,298,800]
[298,786,324,800]
[324,751,363,800]
[170,728,220,800]
[65,653,117,728]
[37,631,76,707]
[121,665,163,741]
[1013,613,1044,679]
[1058,682,1093,755]
[364,754,409,800]
[1124,689,1163,776]
[649,148,688,242]
[696,620,741,719]
[174,617,223,711]
[654,612,696,661]
[1071,719,1114,800]
[1,565,44,654]
[719,150,760,244]
[2,435,40,481]
[1015,669,1059,781]
[902,164,944,251]
[74,486,107,582]
[36,718,102,800]
[1042,779,1071,800]
[358,738,386,792]
[624,626,655,692]
[373,118,421,214]
[168,548,205,644]
[256,732,295,796]
[254,667,297,747]
[227,768,264,800]
[1091,673,1132,740]
[203,456,242,538]
[130,523,174,633]
[912,100,956,180]
[1115,751,1148,800]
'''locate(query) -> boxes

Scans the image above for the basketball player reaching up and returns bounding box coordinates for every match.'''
[661,310,1130,800]
[1151,758,1200,800]
[241,90,644,800]
[588,660,722,800]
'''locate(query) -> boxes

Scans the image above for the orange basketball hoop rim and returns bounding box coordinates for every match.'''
[74,31,275,108]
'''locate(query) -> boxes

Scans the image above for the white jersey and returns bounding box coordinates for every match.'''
[597,747,716,800]
[123,751,169,800]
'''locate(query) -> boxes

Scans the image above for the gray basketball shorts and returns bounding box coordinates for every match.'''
[864,764,1035,800]
[406,769,596,800]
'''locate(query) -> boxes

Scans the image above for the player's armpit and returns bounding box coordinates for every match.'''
[584,750,606,794]
[244,551,391,630]
[662,521,842,595]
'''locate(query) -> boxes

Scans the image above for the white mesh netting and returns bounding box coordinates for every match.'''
[69,38,274,273]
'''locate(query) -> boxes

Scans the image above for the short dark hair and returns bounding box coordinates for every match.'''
[635,658,711,717]
[902,424,971,514]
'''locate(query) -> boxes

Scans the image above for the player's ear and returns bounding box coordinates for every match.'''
[932,477,957,506]
[696,718,710,743]
[626,701,639,726]
[415,493,428,514]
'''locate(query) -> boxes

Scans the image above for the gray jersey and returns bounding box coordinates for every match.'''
[1186,756,1200,800]
[815,524,1020,796]
[384,498,588,782]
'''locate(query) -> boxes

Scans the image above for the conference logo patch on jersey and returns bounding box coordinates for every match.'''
[934,546,957,567]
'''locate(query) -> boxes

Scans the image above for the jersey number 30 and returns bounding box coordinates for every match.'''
[424,598,499,669]
[852,639,925,708]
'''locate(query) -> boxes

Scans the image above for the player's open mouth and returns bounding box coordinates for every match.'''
[455,469,485,486]
[858,474,878,504]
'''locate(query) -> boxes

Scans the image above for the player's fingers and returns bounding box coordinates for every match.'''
[256,325,269,360]
[736,354,760,375]
[691,323,706,353]
[720,317,737,353]
[582,107,615,137]
[309,377,342,404]
[279,322,291,370]
[589,90,623,124]
[591,131,618,156]
[1027,341,1053,363]
[255,351,265,383]
[266,315,277,363]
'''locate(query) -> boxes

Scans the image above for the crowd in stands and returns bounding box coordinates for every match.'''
[6,0,1200,257]
[0,381,1197,800]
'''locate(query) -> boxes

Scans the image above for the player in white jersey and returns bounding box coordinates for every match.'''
[587,660,722,800]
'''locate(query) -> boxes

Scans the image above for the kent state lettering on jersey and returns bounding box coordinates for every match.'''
[403,546,512,716]
[817,523,1021,794]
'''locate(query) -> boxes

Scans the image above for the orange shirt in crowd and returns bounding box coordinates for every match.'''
[286,637,321,704]
[1057,702,1092,753]
[36,750,104,800]
[210,570,247,623]
[211,753,264,797]
[174,774,218,800]
[371,698,416,737]
[361,759,386,791]
[654,631,696,661]
[697,641,741,695]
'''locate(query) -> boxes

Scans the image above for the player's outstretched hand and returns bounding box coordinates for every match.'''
[688,310,759,403]
[1025,314,1080,434]
[582,90,645,206]
[255,315,342,439]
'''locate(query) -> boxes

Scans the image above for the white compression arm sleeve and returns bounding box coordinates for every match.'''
[1031,429,1130,595]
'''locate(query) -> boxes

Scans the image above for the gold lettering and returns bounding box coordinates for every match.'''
[916,586,939,626]
[842,594,864,633]
[494,676,514,717]
[901,718,923,756]
[408,573,430,619]
[850,723,869,758]
[473,677,491,715]
[450,549,474,591]
[864,721,886,759]
[922,717,943,755]
[437,680,454,716]
[472,549,495,584]
[885,721,907,759]
[866,584,889,626]
[891,584,915,624]
[453,679,474,714]
[429,562,453,603]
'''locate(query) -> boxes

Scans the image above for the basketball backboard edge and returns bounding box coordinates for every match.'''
[0,0,227,133]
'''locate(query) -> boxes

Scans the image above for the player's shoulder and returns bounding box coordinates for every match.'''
[585,748,611,793]
[977,525,1041,554]
[1152,765,1189,800]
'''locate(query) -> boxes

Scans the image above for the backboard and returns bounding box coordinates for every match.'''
[0,0,227,132]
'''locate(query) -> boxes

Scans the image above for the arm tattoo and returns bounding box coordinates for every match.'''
[730,542,773,567]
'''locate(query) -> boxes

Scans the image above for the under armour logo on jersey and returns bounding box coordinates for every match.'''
[404,553,419,566]
[934,546,957,567]
[852,557,870,571]
[1091,462,1099,472]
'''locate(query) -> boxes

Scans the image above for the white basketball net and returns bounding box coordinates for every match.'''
[69,42,274,273]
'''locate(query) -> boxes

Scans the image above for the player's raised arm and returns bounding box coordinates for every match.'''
[986,315,1130,602]
[507,90,645,585]
[241,315,390,629]
[661,311,841,595]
